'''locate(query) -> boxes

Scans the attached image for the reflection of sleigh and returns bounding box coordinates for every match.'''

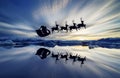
[36,29,50,37]
[36,47,86,67]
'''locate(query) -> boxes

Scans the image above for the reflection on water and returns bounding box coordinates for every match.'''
[0,45,120,78]
[36,48,51,59]
[36,47,86,66]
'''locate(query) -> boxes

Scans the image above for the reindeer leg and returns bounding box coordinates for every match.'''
[76,28,78,31]
[57,29,59,32]
[70,28,72,32]
[66,29,68,32]
[52,29,53,33]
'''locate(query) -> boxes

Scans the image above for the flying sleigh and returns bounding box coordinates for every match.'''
[36,18,86,37]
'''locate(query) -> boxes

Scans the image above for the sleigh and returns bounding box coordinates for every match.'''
[36,18,86,37]
[36,29,50,37]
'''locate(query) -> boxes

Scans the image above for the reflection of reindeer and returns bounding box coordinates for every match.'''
[77,56,86,67]
[60,52,68,61]
[51,52,60,63]
[51,21,59,33]
[69,20,77,32]
[77,18,86,29]
[60,21,69,32]
[36,48,87,66]
[69,53,78,64]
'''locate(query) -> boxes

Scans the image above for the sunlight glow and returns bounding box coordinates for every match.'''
[32,0,120,40]
[0,0,120,40]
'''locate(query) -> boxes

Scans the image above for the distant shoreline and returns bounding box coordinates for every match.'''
[0,37,120,49]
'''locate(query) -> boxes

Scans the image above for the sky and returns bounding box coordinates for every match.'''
[0,0,120,40]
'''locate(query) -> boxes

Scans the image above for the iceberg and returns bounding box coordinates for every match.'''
[0,40,15,46]
[0,37,119,49]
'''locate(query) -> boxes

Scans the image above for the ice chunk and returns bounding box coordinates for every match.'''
[0,40,15,46]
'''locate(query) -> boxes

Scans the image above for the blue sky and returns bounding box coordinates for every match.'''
[0,0,120,40]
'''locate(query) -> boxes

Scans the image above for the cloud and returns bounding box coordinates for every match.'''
[33,0,70,26]
[0,0,120,40]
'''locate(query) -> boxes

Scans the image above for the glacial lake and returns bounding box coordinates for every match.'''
[0,45,120,78]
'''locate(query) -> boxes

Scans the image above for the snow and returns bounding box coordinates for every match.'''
[0,38,120,49]
[0,40,15,46]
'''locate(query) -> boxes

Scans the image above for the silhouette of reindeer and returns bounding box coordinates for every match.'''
[60,21,69,32]
[51,52,60,63]
[69,20,77,31]
[77,18,86,29]
[69,53,78,62]
[60,52,68,61]
[51,52,59,60]
[51,21,59,33]
[77,56,86,64]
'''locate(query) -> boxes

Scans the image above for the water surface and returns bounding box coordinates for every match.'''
[0,45,120,78]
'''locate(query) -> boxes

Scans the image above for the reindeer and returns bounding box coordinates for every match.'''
[77,18,86,29]
[60,21,69,32]
[51,52,59,60]
[51,52,60,63]
[51,21,59,33]
[60,52,69,61]
[69,53,78,64]
[69,20,77,31]
[77,56,86,65]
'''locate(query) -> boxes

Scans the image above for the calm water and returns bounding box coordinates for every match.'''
[0,45,120,78]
